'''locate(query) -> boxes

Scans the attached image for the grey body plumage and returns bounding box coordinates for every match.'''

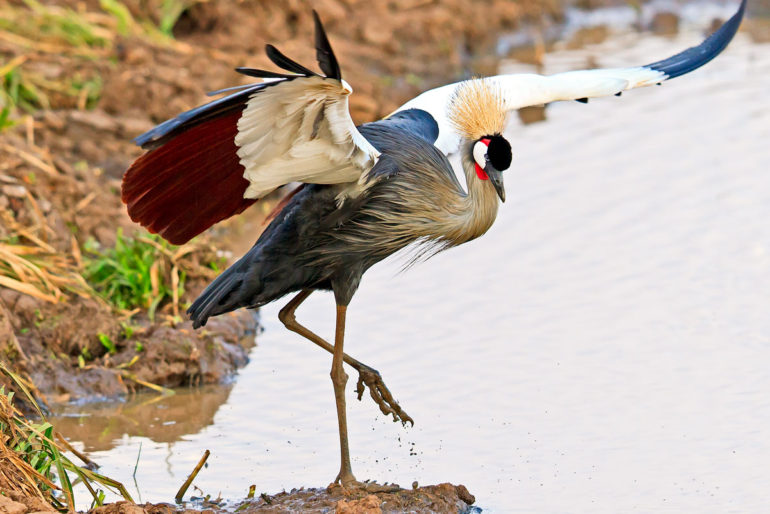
[188,109,494,326]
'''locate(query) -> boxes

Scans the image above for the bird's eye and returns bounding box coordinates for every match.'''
[472,140,488,169]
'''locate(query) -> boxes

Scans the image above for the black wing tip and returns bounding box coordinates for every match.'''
[133,10,344,149]
[264,44,318,76]
[235,67,294,79]
[645,0,746,80]
[312,10,342,80]
[134,121,172,147]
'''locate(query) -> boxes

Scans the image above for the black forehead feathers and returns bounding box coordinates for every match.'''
[485,134,512,171]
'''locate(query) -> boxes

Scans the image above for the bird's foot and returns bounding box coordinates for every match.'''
[329,477,401,495]
[355,367,414,426]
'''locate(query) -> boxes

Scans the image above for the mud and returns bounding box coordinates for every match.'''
[0,286,256,405]
[95,482,476,514]
[0,492,56,514]
[0,475,476,514]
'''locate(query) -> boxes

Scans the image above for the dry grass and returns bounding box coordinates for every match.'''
[0,0,197,132]
[0,364,133,510]
[0,235,95,304]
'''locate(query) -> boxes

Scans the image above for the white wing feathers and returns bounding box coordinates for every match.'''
[236,76,379,199]
[494,67,665,108]
[397,67,665,154]
[396,0,745,156]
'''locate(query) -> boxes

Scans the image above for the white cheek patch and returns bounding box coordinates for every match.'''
[472,141,487,169]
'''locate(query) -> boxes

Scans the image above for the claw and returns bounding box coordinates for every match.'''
[354,368,414,427]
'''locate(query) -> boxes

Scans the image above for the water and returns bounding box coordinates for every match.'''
[53,13,770,513]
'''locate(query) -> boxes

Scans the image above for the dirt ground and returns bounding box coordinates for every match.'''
[1,483,477,514]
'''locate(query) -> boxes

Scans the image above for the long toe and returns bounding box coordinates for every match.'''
[356,368,414,426]
[335,472,361,490]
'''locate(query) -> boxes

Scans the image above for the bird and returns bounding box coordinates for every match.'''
[121,1,746,488]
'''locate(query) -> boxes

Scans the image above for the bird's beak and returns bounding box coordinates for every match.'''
[485,164,506,202]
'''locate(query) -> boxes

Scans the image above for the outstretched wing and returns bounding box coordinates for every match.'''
[397,0,746,155]
[234,74,377,200]
[122,11,377,245]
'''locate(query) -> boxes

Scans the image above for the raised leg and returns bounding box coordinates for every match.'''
[278,291,413,426]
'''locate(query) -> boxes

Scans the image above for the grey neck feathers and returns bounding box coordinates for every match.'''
[448,151,500,244]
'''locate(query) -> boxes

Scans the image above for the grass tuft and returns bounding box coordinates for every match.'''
[83,229,224,320]
[0,363,133,510]
[84,230,186,319]
[0,65,48,131]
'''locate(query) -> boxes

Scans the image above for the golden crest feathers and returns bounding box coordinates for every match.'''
[447,79,507,141]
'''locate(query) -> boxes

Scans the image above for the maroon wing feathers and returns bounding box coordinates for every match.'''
[121,111,256,245]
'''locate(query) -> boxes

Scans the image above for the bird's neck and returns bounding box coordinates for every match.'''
[450,154,500,243]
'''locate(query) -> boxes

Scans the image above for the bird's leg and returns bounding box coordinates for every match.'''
[331,303,357,487]
[278,291,413,426]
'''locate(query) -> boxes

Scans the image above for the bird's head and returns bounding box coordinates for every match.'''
[471,134,511,202]
[449,79,510,202]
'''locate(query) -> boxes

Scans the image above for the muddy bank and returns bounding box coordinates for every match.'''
[94,483,475,514]
[227,483,477,513]
[0,124,258,409]
[1,288,256,404]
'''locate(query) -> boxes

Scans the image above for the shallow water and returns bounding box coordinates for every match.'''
[53,11,770,513]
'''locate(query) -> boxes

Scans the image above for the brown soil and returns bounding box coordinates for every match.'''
[1,286,255,404]
[0,483,476,514]
[94,483,476,514]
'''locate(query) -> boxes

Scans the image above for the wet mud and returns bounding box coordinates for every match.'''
[95,482,476,514]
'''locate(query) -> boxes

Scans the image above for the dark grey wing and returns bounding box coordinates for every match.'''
[358,109,440,150]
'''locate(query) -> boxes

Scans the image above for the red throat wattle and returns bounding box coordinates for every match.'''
[474,163,488,180]
[475,138,491,180]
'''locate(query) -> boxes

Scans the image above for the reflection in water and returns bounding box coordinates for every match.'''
[51,385,233,452]
[54,8,770,513]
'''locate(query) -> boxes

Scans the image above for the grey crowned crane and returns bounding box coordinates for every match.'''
[122,2,746,488]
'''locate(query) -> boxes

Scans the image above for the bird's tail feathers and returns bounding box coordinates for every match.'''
[187,263,253,329]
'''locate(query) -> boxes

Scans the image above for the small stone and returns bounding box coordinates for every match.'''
[37,198,52,213]
[411,480,418,490]
[2,185,28,198]
[68,109,119,133]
